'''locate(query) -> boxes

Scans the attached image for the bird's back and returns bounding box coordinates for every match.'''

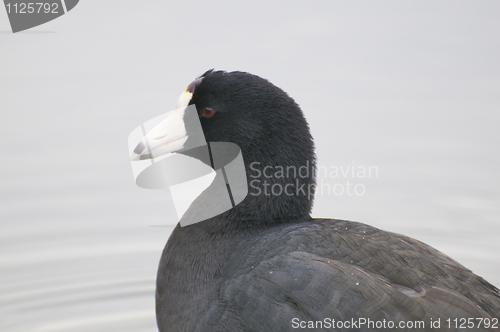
[192,219,500,331]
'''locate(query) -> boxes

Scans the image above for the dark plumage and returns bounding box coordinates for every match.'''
[154,70,500,331]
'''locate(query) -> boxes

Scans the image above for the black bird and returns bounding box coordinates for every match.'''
[131,70,500,331]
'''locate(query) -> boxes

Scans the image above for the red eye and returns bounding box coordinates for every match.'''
[202,107,215,118]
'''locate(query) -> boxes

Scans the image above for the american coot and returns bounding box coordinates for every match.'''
[132,70,500,331]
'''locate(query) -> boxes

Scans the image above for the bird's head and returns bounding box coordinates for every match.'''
[132,70,316,226]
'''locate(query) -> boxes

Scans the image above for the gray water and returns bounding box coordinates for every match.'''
[1,1,499,331]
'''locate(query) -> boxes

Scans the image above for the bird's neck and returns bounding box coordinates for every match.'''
[222,145,316,229]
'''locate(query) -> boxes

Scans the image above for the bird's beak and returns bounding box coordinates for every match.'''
[130,90,193,161]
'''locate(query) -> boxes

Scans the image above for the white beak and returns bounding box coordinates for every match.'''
[130,91,193,161]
